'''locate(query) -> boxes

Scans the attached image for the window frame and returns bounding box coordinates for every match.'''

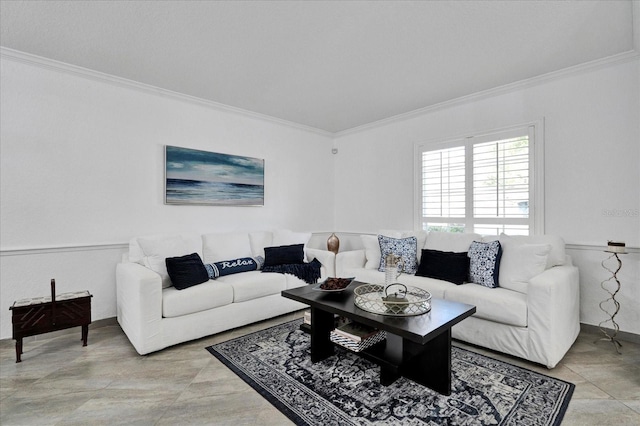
[414,121,545,235]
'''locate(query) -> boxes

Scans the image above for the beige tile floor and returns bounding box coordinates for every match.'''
[1,313,639,425]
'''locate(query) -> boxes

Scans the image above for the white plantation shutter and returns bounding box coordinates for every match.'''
[473,137,529,219]
[417,125,540,235]
[421,146,465,218]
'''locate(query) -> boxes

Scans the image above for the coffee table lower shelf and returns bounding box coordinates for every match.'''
[309,307,453,395]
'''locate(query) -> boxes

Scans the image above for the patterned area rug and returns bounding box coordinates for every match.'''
[206,319,574,425]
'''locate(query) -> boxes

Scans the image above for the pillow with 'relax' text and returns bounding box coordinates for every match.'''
[205,257,262,279]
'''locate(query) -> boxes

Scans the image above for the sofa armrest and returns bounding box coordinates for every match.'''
[527,263,580,368]
[336,249,366,277]
[116,262,164,355]
[306,248,336,279]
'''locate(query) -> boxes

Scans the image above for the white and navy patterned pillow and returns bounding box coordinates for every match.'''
[468,241,502,288]
[377,235,418,274]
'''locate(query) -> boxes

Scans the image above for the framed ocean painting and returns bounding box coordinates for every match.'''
[165,146,264,206]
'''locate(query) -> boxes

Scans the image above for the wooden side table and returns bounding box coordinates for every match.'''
[9,279,92,362]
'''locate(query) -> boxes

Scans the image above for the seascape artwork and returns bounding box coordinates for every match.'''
[165,146,264,206]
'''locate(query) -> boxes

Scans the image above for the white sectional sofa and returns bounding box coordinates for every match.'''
[116,230,335,355]
[336,231,580,368]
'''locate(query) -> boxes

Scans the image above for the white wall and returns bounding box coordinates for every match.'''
[2,52,639,341]
[334,58,640,335]
[0,55,335,339]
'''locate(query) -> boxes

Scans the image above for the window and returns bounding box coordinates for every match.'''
[415,124,543,236]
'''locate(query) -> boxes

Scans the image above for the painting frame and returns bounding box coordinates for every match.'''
[164,145,264,206]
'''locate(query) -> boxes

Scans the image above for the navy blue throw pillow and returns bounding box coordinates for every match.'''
[205,257,258,279]
[415,249,470,285]
[165,253,209,290]
[263,244,305,267]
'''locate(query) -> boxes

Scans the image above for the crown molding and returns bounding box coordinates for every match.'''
[334,49,640,138]
[2,46,638,139]
[0,47,334,138]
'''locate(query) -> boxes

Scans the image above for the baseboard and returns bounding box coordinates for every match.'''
[5,318,638,346]
[581,323,640,344]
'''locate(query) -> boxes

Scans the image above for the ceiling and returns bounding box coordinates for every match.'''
[0,1,636,134]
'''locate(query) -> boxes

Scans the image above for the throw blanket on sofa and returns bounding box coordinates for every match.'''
[262,258,322,284]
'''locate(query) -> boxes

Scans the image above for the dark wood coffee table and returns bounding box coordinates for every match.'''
[282,281,475,395]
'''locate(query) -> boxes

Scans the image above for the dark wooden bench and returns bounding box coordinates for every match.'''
[9,279,92,362]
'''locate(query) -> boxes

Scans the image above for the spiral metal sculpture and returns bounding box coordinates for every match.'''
[598,252,623,353]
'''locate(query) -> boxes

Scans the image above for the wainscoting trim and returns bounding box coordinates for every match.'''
[2,240,636,257]
[566,244,639,254]
[0,243,128,257]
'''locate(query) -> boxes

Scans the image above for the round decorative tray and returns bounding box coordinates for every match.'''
[354,284,431,316]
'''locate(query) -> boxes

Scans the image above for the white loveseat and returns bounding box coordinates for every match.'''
[116,230,335,355]
[336,231,580,368]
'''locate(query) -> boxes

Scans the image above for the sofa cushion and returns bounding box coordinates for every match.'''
[136,234,203,288]
[217,271,287,303]
[404,230,428,263]
[284,273,310,290]
[444,284,527,327]
[377,235,418,274]
[347,269,453,300]
[129,233,202,264]
[264,244,305,266]
[397,274,455,300]
[498,242,550,293]
[499,234,565,268]
[425,231,481,252]
[165,253,210,290]
[249,231,273,259]
[468,240,502,288]
[361,235,382,269]
[416,249,469,285]
[377,230,403,238]
[273,229,312,261]
[162,281,234,318]
[343,269,386,288]
[273,229,311,247]
[202,232,252,263]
